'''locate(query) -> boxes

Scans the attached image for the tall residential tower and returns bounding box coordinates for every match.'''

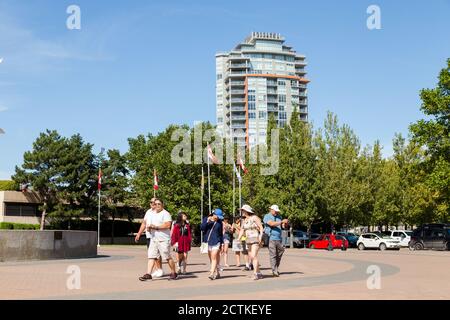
[216,32,309,148]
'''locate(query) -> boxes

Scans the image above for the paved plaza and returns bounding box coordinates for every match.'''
[0,246,449,300]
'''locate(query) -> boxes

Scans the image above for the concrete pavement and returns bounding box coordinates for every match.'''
[0,245,449,299]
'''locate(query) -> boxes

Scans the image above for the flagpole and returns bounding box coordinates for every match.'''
[207,153,212,215]
[200,165,204,244]
[97,186,101,248]
[232,163,235,221]
[238,166,242,210]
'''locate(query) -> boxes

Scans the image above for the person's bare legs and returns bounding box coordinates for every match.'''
[167,257,176,274]
[209,249,221,278]
[177,252,184,272]
[147,258,156,275]
[248,244,261,277]
[235,252,241,267]
[182,252,188,273]
[222,242,230,266]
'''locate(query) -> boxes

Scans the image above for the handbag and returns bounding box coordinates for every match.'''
[200,221,216,254]
[231,239,243,252]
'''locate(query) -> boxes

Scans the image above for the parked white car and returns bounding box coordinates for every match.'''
[357,233,401,251]
[386,230,413,247]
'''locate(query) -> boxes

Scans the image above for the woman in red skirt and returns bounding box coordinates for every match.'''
[171,211,192,274]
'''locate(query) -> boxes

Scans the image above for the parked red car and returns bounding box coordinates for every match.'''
[308,234,348,250]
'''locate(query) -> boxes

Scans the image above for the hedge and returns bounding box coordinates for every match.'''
[0,222,40,230]
[0,180,19,191]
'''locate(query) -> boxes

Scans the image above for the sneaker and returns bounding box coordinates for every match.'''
[208,274,215,280]
[215,272,221,279]
[272,271,280,277]
[139,273,152,281]
[151,269,163,278]
[168,272,178,280]
[242,266,251,271]
[253,273,263,280]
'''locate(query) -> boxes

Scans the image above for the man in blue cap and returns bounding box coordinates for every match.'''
[201,208,224,280]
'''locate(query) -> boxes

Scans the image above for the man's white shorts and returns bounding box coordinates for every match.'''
[148,239,171,260]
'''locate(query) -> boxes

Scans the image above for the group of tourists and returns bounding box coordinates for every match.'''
[136,198,289,281]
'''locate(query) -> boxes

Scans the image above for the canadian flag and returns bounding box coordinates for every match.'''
[207,144,219,164]
[237,153,248,174]
[98,169,102,191]
[153,169,159,190]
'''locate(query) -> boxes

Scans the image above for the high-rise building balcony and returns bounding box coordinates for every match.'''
[299,98,308,105]
[229,71,247,75]
[228,63,249,69]
[267,89,277,94]
[267,81,278,87]
[267,98,278,103]
[231,115,247,121]
[230,90,245,95]
[295,69,306,74]
[299,84,307,89]
[267,106,278,112]
[231,106,246,112]
[228,81,245,86]
[230,98,246,103]
[298,92,307,97]
[231,123,246,129]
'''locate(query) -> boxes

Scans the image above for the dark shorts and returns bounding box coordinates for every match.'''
[146,238,151,249]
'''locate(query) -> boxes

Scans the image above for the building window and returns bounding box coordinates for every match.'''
[279,112,287,120]
[278,95,286,103]
[259,111,267,119]
[4,203,41,217]
[248,95,255,102]
[218,117,223,123]
[279,105,285,111]
[278,80,286,86]
[248,112,256,119]
[248,102,256,110]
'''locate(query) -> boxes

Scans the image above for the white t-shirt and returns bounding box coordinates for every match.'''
[147,209,172,241]
[143,209,154,239]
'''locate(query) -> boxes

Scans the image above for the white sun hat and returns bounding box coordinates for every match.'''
[240,204,254,214]
[269,204,280,212]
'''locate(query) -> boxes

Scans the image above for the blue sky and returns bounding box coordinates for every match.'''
[1,0,449,179]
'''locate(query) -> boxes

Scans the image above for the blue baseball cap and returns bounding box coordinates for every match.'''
[213,208,224,220]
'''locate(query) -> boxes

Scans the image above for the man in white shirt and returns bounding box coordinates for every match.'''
[135,198,162,277]
[139,199,178,281]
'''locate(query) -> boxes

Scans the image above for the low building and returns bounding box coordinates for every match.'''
[0,191,42,225]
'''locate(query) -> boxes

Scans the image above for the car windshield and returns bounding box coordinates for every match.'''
[405,231,413,236]
[374,232,390,238]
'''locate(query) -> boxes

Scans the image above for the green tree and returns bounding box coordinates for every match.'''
[13,130,66,230]
[410,58,450,221]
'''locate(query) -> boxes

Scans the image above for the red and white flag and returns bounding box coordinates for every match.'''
[153,169,159,190]
[207,144,219,164]
[98,169,102,191]
[237,153,248,174]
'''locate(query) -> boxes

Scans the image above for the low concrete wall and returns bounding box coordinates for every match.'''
[0,230,97,262]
